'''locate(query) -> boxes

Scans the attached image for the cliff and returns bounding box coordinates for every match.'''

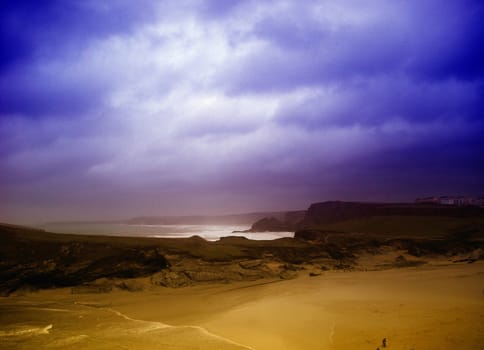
[295,201,484,236]
[244,211,306,232]
[2,201,483,295]
[302,201,484,226]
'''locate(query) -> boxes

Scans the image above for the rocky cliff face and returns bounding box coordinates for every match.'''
[244,201,484,234]
[0,225,313,295]
[0,225,168,296]
[246,211,306,232]
[302,201,484,227]
[151,258,298,288]
[1,208,483,296]
[249,217,289,232]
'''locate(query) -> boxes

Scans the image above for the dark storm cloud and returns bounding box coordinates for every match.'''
[0,0,157,69]
[220,27,405,94]
[0,65,110,117]
[0,0,158,117]
[221,0,484,94]
[275,78,483,129]
[340,129,484,199]
[404,0,484,82]
[1,0,483,223]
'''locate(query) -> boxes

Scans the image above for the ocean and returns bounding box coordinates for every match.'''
[39,223,294,241]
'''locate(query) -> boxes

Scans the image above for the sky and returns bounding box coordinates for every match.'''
[1,0,483,224]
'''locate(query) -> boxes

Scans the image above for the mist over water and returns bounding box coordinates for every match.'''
[40,223,294,241]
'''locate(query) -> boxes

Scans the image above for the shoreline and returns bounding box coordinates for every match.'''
[2,262,483,349]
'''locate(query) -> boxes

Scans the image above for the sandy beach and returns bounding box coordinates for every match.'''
[2,261,483,350]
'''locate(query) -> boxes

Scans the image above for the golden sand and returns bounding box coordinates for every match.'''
[1,262,483,350]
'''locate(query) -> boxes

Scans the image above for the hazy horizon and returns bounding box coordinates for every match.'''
[1,1,483,224]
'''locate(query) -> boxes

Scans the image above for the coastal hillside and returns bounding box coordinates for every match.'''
[299,201,484,238]
[1,215,483,296]
[247,201,484,238]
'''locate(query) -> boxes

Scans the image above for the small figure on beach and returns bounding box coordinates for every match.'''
[382,337,387,347]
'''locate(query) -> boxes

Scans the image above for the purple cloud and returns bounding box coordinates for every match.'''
[1,0,483,224]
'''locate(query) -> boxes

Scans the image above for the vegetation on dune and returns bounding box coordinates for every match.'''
[1,201,483,295]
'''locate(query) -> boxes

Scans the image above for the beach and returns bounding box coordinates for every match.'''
[2,262,483,350]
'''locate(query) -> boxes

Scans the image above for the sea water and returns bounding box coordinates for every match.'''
[39,223,294,241]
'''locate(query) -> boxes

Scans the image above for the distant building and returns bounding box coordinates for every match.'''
[415,196,484,207]
[415,197,439,204]
[438,196,455,205]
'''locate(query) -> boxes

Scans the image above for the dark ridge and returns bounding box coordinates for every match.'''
[303,201,484,226]
[0,223,169,295]
[1,200,483,295]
